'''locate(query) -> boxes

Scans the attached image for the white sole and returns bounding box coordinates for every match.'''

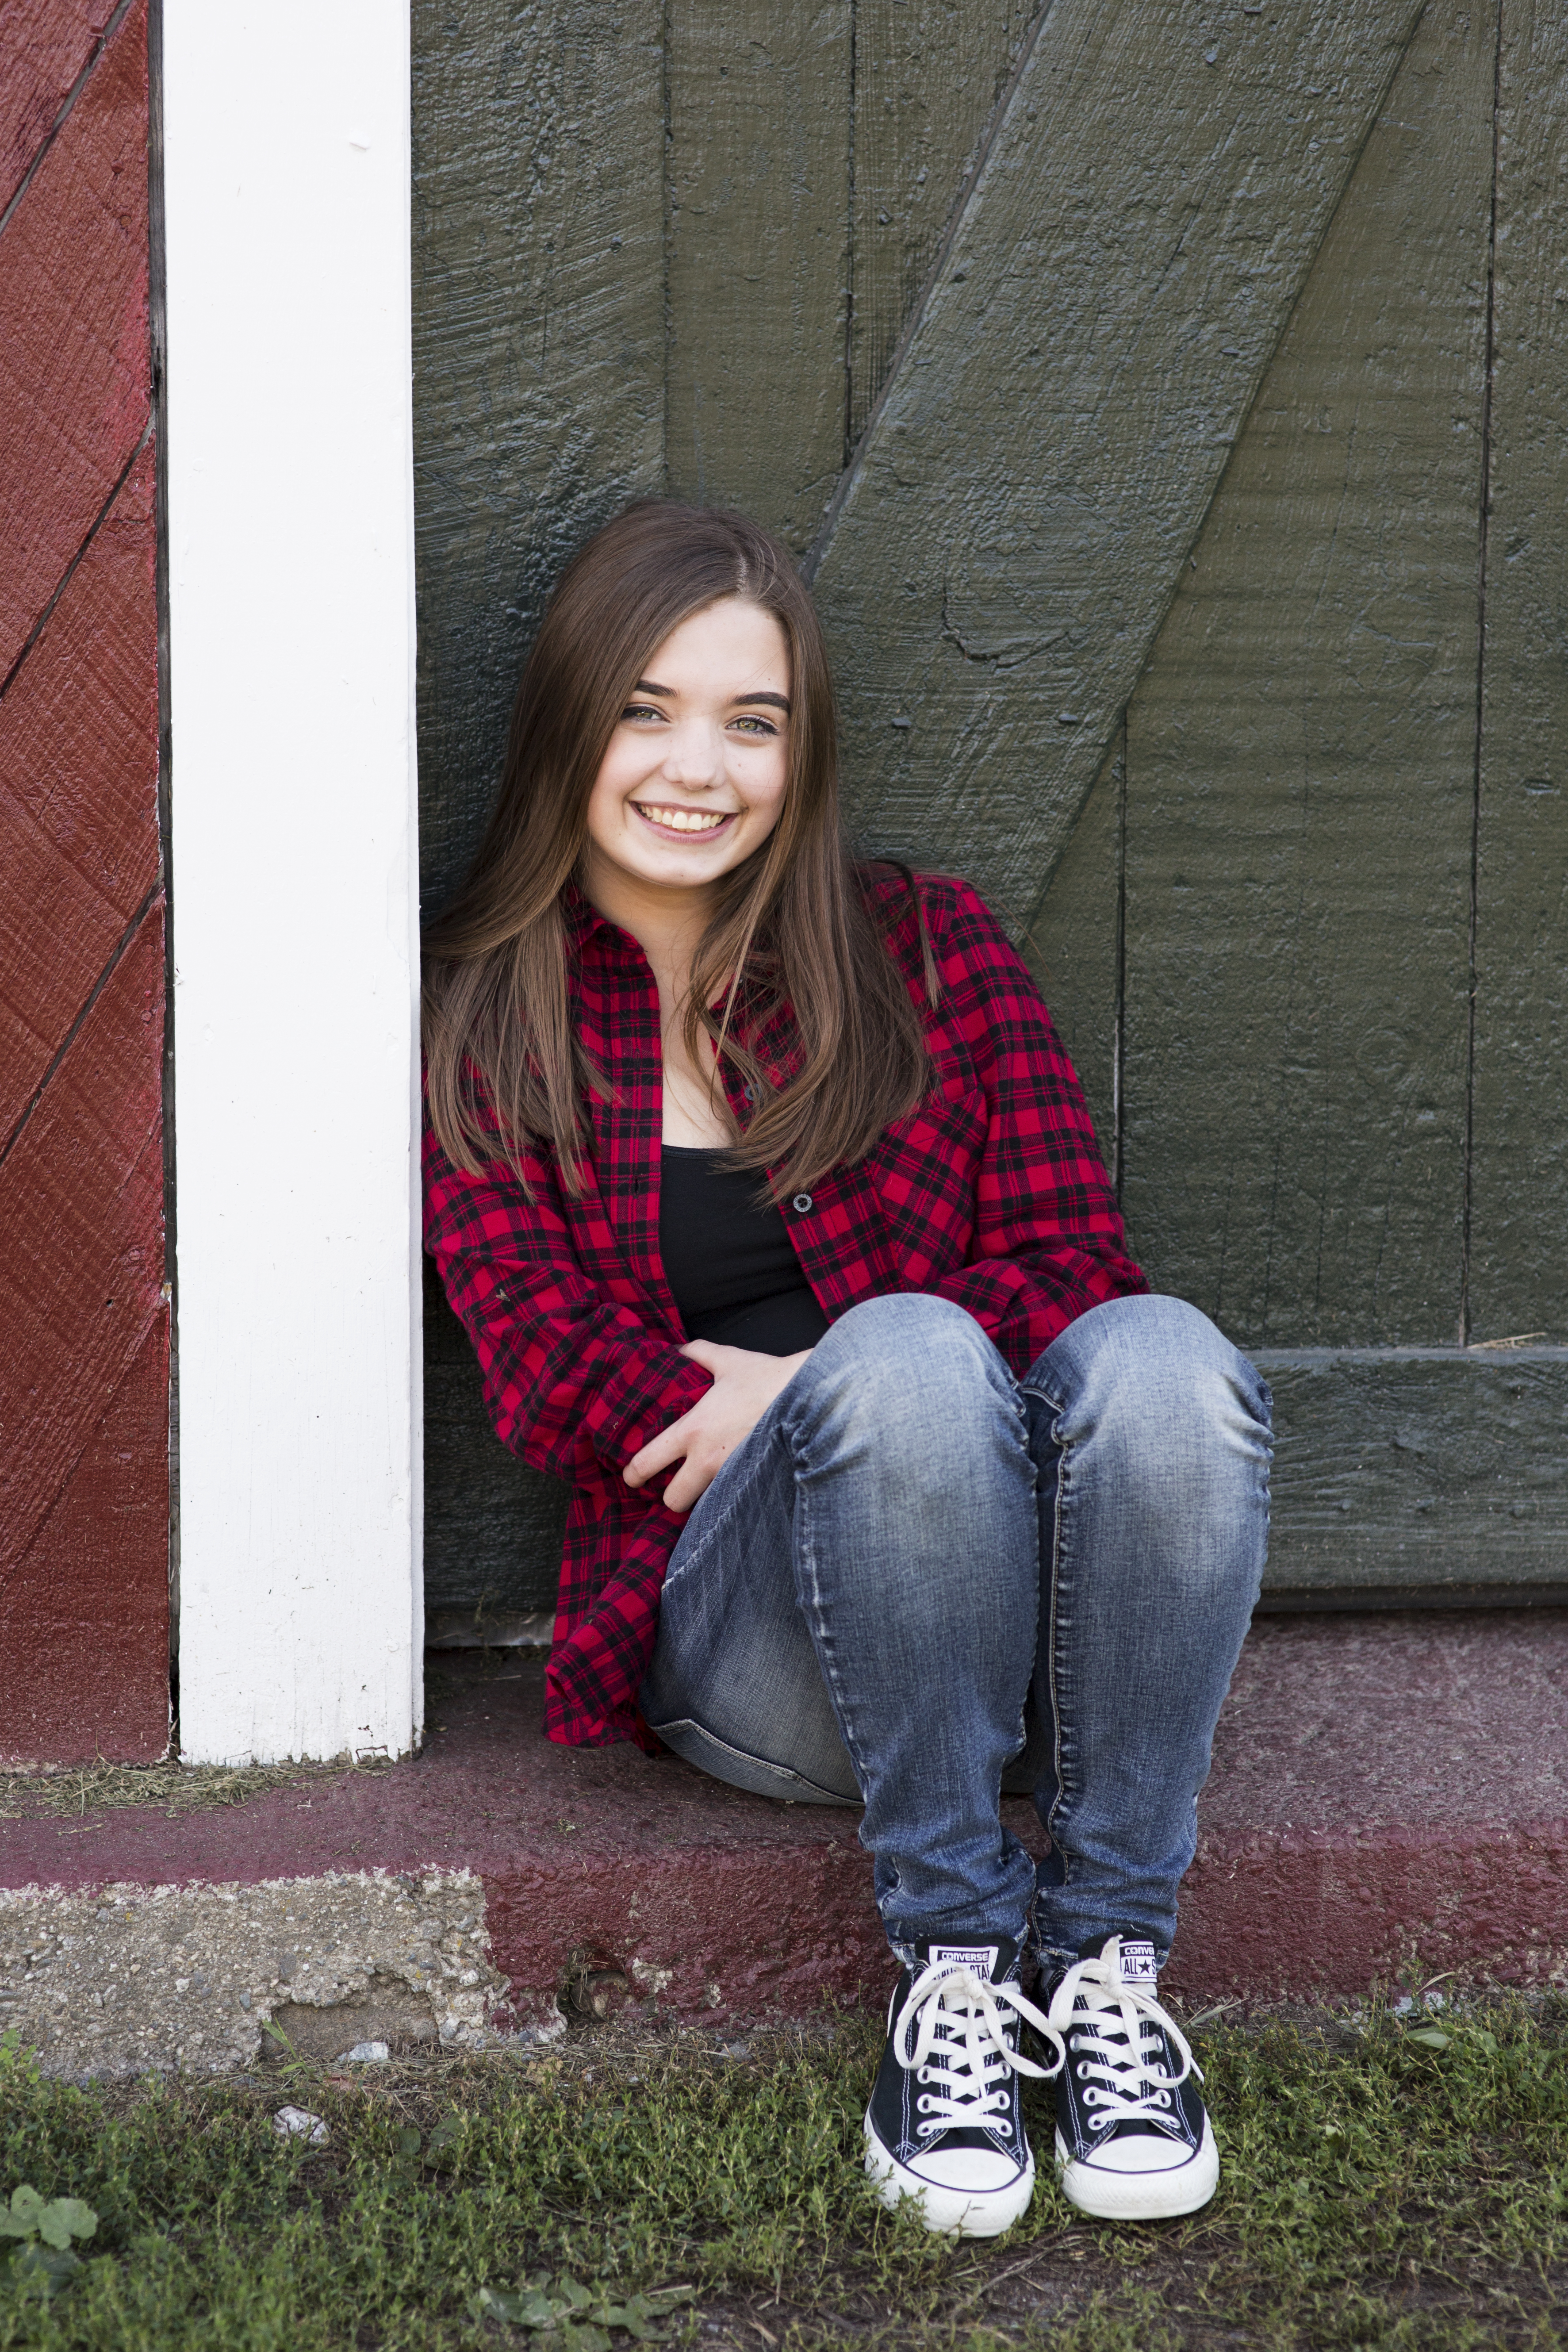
[863,2114,1035,2238]
[1054,2117,1219,2222]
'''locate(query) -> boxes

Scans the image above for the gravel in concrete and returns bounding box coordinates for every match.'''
[0,1869,506,2077]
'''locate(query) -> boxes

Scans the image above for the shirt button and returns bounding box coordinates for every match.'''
[792,1193,813,1214]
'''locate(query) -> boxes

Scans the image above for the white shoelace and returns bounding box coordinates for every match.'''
[1044,1941,1201,2134]
[893,1960,1065,2139]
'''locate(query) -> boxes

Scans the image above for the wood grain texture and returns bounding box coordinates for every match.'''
[0,905,164,1585]
[411,0,665,916]
[664,0,851,548]
[1467,0,1568,1344]
[0,0,148,679]
[809,0,1426,923]
[1258,1350,1568,1596]
[423,1262,566,1615]
[1021,737,1120,1181]
[0,0,121,215]
[0,1314,168,1765]
[848,0,1028,445]
[1119,0,1493,1348]
[0,438,158,1138]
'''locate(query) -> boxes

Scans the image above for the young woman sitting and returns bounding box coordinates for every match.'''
[422,502,1273,2238]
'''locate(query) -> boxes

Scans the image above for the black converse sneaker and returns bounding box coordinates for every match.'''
[863,1938,1065,2238]
[1043,1934,1218,2222]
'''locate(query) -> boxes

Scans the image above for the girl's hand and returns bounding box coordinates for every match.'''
[623,1339,811,1515]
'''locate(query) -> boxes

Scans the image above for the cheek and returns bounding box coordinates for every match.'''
[746,748,790,829]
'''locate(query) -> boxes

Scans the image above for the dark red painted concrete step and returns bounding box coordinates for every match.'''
[4,1612,1565,2034]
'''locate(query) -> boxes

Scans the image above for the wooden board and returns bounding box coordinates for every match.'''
[0,903,165,1590]
[423,1262,567,1617]
[0,1314,169,1765]
[1119,0,1494,1348]
[1467,0,1568,1345]
[664,0,851,549]
[847,0,1027,446]
[0,0,120,215]
[0,439,158,1140]
[1257,1349,1568,1599]
[0,0,148,679]
[1022,735,1121,1185]
[808,0,1427,925]
[411,0,666,916]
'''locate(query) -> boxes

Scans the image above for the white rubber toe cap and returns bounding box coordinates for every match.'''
[864,2114,1035,2238]
[1056,2118,1219,2222]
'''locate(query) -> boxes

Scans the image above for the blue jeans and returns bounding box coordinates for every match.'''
[640,1293,1272,1967]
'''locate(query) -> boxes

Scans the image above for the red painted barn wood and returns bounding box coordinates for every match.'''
[0,0,167,1764]
[0,0,122,214]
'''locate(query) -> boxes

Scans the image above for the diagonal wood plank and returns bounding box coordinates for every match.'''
[0,905,164,1583]
[849,0,1032,447]
[0,0,149,678]
[0,0,122,217]
[0,438,159,1138]
[805,0,1428,927]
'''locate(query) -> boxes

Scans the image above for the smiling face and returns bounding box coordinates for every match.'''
[581,595,792,931]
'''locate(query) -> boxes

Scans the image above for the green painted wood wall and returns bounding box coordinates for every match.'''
[414,0,1568,1624]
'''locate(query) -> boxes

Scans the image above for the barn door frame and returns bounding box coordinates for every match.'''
[161,0,423,1765]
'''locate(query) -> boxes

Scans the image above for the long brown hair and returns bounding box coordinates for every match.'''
[422,501,935,1197]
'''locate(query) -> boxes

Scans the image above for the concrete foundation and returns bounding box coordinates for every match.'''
[2,1610,1565,2073]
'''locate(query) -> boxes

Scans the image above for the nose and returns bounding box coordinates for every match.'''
[659,715,726,791]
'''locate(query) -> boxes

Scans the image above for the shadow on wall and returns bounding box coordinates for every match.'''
[423,1261,567,1621]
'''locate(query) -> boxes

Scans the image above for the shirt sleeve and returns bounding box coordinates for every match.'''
[920,879,1149,1363]
[422,1103,712,1488]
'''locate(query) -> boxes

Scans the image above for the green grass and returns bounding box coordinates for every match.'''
[0,1995,1564,2350]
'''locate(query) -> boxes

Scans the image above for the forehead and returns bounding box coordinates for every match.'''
[644,595,790,686]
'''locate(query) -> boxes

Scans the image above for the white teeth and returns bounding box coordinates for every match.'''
[636,805,729,833]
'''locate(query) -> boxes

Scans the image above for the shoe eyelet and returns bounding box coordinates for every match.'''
[1076,2064,1089,2080]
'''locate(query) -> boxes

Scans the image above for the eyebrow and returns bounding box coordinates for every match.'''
[633,678,792,714]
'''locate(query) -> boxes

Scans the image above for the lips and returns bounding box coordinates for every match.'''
[631,802,736,837]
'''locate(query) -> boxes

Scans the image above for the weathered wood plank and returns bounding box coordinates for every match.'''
[1467,0,1568,1346]
[664,0,851,549]
[0,904,164,1583]
[0,0,148,678]
[847,0,1027,446]
[1258,1350,1568,1598]
[809,0,1426,925]
[0,440,159,1139]
[0,1315,169,1765]
[412,0,666,1613]
[0,0,120,215]
[1119,0,1493,1347]
[423,1261,567,1617]
[411,0,665,915]
[1021,735,1121,1181]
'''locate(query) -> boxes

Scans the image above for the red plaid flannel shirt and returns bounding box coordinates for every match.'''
[422,871,1147,1749]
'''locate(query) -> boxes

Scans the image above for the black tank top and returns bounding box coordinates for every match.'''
[658,1145,832,1357]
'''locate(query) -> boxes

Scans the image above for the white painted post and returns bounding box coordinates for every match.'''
[163,1,422,1761]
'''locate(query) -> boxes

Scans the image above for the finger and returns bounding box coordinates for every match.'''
[662,1448,723,1515]
[623,1417,692,1490]
[679,1339,728,1372]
